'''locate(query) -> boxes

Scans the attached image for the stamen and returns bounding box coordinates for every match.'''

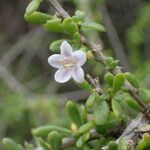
[62,57,76,68]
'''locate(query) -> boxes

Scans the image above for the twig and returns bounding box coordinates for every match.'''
[86,74,103,94]
[0,62,28,93]
[101,114,149,150]
[45,0,69,18]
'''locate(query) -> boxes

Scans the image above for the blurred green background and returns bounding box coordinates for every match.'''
[0,0,149,147]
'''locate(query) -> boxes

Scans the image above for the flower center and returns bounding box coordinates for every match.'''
[62,57,76,68]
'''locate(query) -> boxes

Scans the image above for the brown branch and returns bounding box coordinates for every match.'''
[102,114,149,150]
[86,74,103,94]
[0,61,28,93]
[45,0,69,18]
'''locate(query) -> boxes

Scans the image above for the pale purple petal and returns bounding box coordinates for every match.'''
[54,68,72,83]
[60,41,73,57]
[73,51,86,66]
[48,54,62,69]
[72,67,84,83]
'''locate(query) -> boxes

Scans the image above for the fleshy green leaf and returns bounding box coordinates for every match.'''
[66,101,81,127]
[63,17,79,35]
[113,73,125,93]
[38,138,51,150]
[94,100,110,125]
[2,138,24,150]
[76,136,83,148]
[118,138,127,150]
[44,18,64,32]
[75,10,85,22]
[47,131,62,150]
[139,88,150,103]
[80,105,87,124]
[80,22,105,32]
[108,141,118,150]
[24,11,52,24]
[49,39,65,52]
[104,72,114,86]
[137,134,150,150]
[25,0,42,15]
[112,98,123,120]
[127,99,141,111]
[32,125,71,138]
[78,121,94,134]
[77,80,92,91]
[125,72,140,88]
[86,92,97,109]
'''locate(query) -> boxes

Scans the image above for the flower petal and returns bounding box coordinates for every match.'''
[72,67,85,83]
[54,68,72,83]
[60,41,73,57]
[73,51,86,66]
[48,54,62,68]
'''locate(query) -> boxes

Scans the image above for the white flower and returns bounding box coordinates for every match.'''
[48,41,86,83]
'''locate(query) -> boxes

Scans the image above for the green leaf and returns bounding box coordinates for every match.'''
[104,72,114,86]
[113,73,125,93]
[80,105,87,124]
[125,72,140,88]
[106,57,118,70]
[75,10,85,22]
[137,134,150,150]
[2,138,24,150]
[73,32,81,42]
[66,101,81,127]
[25,0,42,15]
[118,138,127,150]
[139,88,150,103]
[79,121,94,134]
[24,11,52,24]
[49,39,65,52]
[109,60,119,70]
[80,22,105,32]
[127,99,141,111]
[47,131,62,150]
[77,80,92,91]
[82,132,90,143]
[86,92,97,109]
[44,18,64,32]
[94,100,110,125]
[32,125,71,138]
[63,17,79,35]
[76,136,83,148]
[38,138,51,150]
[108,141,118,150]
[112,98,123,120]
